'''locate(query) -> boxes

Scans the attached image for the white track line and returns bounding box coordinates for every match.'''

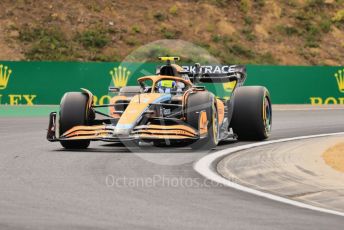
[194,132,344,217]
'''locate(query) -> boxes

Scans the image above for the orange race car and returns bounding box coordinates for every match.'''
[47,57,272,150]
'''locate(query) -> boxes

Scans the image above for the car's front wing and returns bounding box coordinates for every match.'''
[47,112,201,143]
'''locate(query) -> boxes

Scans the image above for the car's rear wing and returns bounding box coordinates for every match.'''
[181,65,246,86]
[196,72,245,84]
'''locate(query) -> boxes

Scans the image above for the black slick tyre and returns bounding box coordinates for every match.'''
[59,92,91,149]
[186,91,219,150]
[230,86,272,140]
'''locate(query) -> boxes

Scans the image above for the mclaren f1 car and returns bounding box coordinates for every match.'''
[47,57,272,150]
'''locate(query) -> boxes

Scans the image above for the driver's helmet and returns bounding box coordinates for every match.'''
[157,80,176,93]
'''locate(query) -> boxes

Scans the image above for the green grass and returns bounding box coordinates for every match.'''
[160,27,182,39]
[14,0,341,65]
[153,12,166,21]
[253,0,265,8]
[305,0,325,9]
[331,8,344,29]
[76,28,110,49]
[125,36,139,46]
[244,16,253,26]
[211,34,222,43]
[228,44,255,58]
[292,0,335,48]
[169,5,178,15]
[241,28,257,41]
[332,9,344,23]
[205,0,229,6]
[131,25,141,33]
[276,25,299,36]
[239,0,250,13]
[19,26,75,60]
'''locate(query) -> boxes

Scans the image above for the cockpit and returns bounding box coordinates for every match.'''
[138,76,191,95]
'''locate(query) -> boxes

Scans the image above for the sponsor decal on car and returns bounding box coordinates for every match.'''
[182,65,243,74]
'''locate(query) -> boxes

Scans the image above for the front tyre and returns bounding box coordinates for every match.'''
[59,92,91,149]
[230,86,272,140]
[186,91,219,150]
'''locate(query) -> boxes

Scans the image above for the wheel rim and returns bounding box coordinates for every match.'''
[264,97,272,134]
[212,105,219,145]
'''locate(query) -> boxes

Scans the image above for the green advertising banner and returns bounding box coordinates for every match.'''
[0,61,155,106]
[246,65,344,105]
[0,61,343,105]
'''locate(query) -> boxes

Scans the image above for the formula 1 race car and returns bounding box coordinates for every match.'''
[47,57,272,150]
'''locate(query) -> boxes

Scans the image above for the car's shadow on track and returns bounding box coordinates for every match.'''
[217,139,239,146]
[52,139,239,154]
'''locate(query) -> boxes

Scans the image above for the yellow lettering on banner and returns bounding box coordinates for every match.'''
[339,98,344,104]
[23,95,36,105]
[99,95,111,105]
[324,97,337,104]
[310,97,323,105]
[9,94,21,105]
[93,95,98,105]
[92,95,114,105]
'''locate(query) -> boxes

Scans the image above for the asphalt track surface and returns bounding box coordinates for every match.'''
[217,135,344,213]
[1,109,344,230]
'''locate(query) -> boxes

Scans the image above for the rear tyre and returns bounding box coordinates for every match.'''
[59,92,91,149]
[230,86,272,140]
[186,91,219,150]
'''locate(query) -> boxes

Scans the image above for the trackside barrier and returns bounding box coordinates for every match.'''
[0,61,343,105]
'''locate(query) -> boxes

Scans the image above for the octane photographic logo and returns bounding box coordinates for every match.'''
[0,64,12,90]
[0,64,36,105]
[109,66,131,88]
[110,39,222,166]
[310,68,344,105]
